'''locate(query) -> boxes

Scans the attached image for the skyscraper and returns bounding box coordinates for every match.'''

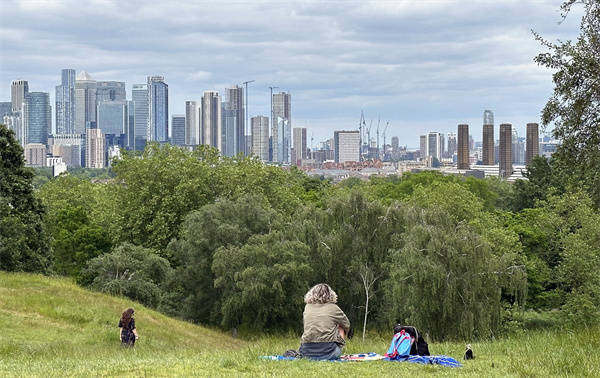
[171,115,185,146]
[3,113,24,145]
[222,86,245,156]
[427,132,442,161]
[251,116,269,161]
[11,80,29,112]
[23,92,51,145]
[201,91,222,150]
[271,92,291,162]
[293,127,307,166]
[334,131,360,163]
[147,76,168,142]
[482,110,494,165]
[86,128,105,168]
[75,71,97,133]
[185,101,198,145]
[0,102,11,119]
[446,132,457,157]
[499,123,513,178]
[457,124,469,169]
[97,101,127,135]
[55,69,76,134]
[526,123,539,165]
[96,81,126,102]
[132,84,148,150]
[419,135,427,158]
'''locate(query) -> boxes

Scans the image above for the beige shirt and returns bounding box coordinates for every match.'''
[300,303,351,346]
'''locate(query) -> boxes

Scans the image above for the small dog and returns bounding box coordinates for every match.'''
[464,344,474,360]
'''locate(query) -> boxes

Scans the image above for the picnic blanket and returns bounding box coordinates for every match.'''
[259,353,461,367]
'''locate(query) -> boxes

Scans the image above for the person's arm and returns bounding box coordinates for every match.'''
[119,327,123,341]
[131,319,139,339]
[334,305,350,333]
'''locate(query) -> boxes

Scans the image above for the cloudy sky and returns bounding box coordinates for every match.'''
[0,0,583,148]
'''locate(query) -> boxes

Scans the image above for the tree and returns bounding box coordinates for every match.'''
[0,124,51,272]
[534,0,600,207]
[511,156,564,211]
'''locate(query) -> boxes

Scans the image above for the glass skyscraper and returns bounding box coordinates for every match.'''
[132,84,148,151]
[55,69,76,134]
[23,92,51,145]
[75,71,97,134]
[147,76,168,142]
[222,86,244,157]
[96,81,126,102]
[97,101,127,135]
[171,115,185,146]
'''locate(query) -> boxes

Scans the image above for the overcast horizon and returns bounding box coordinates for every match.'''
[0,0,584,148]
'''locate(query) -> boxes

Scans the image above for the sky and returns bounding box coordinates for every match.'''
[0,0,584,148]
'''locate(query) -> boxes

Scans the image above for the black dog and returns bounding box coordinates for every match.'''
[464,344,474,360]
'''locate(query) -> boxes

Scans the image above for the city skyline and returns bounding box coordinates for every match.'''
[0,1,583,146]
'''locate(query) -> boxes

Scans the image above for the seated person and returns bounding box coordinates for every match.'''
[299,284,350,360]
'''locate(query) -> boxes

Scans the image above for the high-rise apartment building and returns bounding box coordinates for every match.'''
[96,81,126,102]
[201,91,222,150]
[334,130,360,163]
[457,124,469,169]
[271,92,291,163]
[97,101,127,136]
[419,135,427,158]
[48,133,84,167]
[482,110,494,165]
[0,102,11,119]
[24,143,46,167]
[86,128,105,168]
[499,123,513,178]
[11,80,29,112]
[251,116,269,161]
[293,127,307,165]
[55,69,76,134]
[427,132,442,161]
[171,115,185,146]
[4,113,24,145]
[23,92,51,145]
[446,132,457,157]
[75,71,97,133]
[185,101,198,145]
[132,84,148,151]
[526,123,539,165]
[147,76,168,142]
[222,86,244,156]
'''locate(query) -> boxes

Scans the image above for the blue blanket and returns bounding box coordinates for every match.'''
[260,353,461,367]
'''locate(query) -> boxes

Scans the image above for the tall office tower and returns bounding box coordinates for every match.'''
[48,134,84,167]
[201,91,221,150]
[185,101,198,145]
[74,71,97,133]
[446,132,457,157]
[427,132,442,160]
[457,124,469,169]
[0,102,11,118]
[511,129,525,164]
[391,136,399,151]
[275,117,291,163]
[3,113,24,145]
[251,116,269,161]
[132,84,148,150]
[293,127,307,165]
[334,130,360,163]
[222,85,244,156]
[526,123,540,165]
[483,125,494,165]
[55,69,76,134]
[23,92,51,145]
[499,123,513,178]
[11,80,29,112]
[97,101,127,136]
[271,92,291,162]
[419,135,427,158]
[147,76,168,142]
[126,100,135,149]
[171,115,185,146]
[96,81,126,102]
[86,128,105,168]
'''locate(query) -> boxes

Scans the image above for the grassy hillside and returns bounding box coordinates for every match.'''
[1,272,599,377]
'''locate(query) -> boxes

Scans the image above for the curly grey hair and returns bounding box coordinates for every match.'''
[304,283,338,304]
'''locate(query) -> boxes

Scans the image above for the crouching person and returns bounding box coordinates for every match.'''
[299,284,350,360]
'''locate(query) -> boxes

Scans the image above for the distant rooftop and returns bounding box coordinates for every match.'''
[76,71,93,81]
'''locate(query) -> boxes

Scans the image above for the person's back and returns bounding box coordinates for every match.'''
[118,307,139,346]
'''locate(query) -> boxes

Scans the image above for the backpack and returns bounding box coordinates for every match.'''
[384,329,413,359]
[393,325,430,356]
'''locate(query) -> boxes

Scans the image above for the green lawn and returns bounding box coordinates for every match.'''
[0,272,599,377]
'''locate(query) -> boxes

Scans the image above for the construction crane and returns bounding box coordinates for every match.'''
[376,115,380,160]
[359,111,365,161]
[382,121,389,161]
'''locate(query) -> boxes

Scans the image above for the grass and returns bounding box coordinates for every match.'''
[1,272,599,377]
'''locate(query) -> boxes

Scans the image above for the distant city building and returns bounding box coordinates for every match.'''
[126,100,135,149]
[185,101,199,145]
[512,129,525,165]
[0,102,11,119]
[272,92,291,163]
[23,92,51,145]
[132,84,148,151]
[499,123,513,178]
[391,136,399,150]
[24,143,46,167]
[11,80,28,112]
[48,133,84,167]
[419,135,427,158]
[251,115,269,161]
[3,113,24,145]
[427,132,443,161]
[75,71,97,134]
[52,161,67,177]
[446,132,457,157]
[526,123,540,165]
[457,124,469,169]
[86,128,105,168]
[201,91,222,150]
[96,81,126,102]
[97,101,127,135]
[293,127,307,165]
[221,85,244,156]
[171,115,185,146]
[55,69,76,134]
[482,110,494,165]
[334,130,360,163]
[147,76,168,142]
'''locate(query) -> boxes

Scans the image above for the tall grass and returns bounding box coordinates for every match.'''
[1,272,599,377]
